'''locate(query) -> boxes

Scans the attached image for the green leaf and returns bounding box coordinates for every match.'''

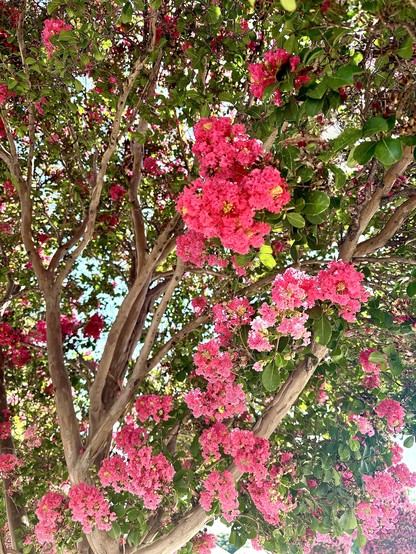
[47,0,62,14]
[397,36,413,59]
[314,315,332,345]
[404,436,415,448]
[362,116,389,137]
[259,244,277,269]
[406,281,416,297]
[368,351,385,363]
[121,2,134,23]
[356,526,367,547]
[304,97,324,117]
[287,212,306,228]
[353,141,377,165]
[304,191,330,215]
[327,65,355,88]
[402,135,416,146]
[280,0,297,11]
[206,4,221,22]
[339,510,357,531]
[306,79,328,99]
[338,444,350,461]
[127,529,142,547]
[329,164,346,188]
[331,127,362,154]
[375,138,403,165]
[262,362,280,391]
[108,522,122,539]
[305,211,327,224]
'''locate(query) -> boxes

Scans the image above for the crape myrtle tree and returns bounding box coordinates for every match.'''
[0,0,415,553]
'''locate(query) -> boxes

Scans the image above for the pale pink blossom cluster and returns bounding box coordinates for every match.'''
[23,425,43,449]
[375,398,405,432]
[185,381,246,422]
[348,414,375,436]
[358,463,416,540]
[247,465,297,525]
[176,117,290,256]
[199,470,239,522]
[199,424,270,478]
[192,532,217,554]
[35,492,67,544]
[248,262,368,353]
[135,394,173,423]
[213,298,254,341]
[99,423,174,509]
[360,348,382,389]
[42,19,72,58]
[68,483,116,534]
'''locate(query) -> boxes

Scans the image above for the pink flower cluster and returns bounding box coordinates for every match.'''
[375,398,405,432]
[348,414,375,436]
[248,48,302,105]
[0,453,21,476]
[199,423,270,478]
[99,423,174,509]
[199,470,239,522]
[68,483,116,534]
[247,465,297,525]
[83,313,104,340]
[185,381,246,422]
[213,297,254,341]
[135,394,173,423]
[35,492,67,544]
[176,117,290,255]
[358,463,416,541]
[248,262,368,354]
[194,339,234,382]
[42,19,72,58]
[192,532,217,554]
[360,348,382,389]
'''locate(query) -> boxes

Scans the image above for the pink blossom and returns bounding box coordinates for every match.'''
[35,492,67,544]
[135,394,173,423]
[192,532,217,554]
[200,470,239,522]
[375,398,405,432]
[316,261,369,322]
[68,483,116,534]
[42,19,72,58]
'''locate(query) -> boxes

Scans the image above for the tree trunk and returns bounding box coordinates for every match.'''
[0,349,25,551]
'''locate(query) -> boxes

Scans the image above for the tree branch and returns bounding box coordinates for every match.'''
[339,146,414,261]
[51,52,153,286]
[354,195,416,257]
[78,259,185,475]
[129,341,328,554]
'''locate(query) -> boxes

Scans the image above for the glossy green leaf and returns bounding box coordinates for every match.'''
[368,351,385,363]
[375,138,403,165]
[406,281,416,297]
[314,315,332,345]
[339,509,357,531]
[287,212,306,228]
[397,36,413,59]
[304,191,330,215]
[362,116,389,137]
[262,362,280,391]
[280,0,297,11]
[403,436,414,448]
[353,141,377,164]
